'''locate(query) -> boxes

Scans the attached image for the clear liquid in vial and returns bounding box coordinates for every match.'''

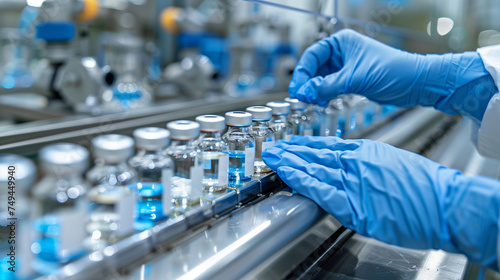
[170,153,202,211]
[86,187,134,247]
[202,152,227,193]
[253,135,272,173]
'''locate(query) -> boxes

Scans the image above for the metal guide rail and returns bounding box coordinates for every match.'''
[0,92,289,156]
[26,106,453,280]
[36,173,284,280]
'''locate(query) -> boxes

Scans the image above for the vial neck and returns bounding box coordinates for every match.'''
[272,115,289,123]
[252,120,270,127]
[171,139,195,146]
[135,149,163,156]
[228,126,250,133]
[291,109,305,117]
[200,131,223,140]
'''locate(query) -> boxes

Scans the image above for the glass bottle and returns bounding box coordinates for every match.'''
[0,28,33,89]
[195,115,229,195]
[129,127,173,230]
[166,120,204,212]
[86,134,137,247]
[266,101,294,141]
[222,111,256,181]
[246,106,275,174]
[328,97,347,138]
[0,154,36,279]
[305,104,323,136]
[32,144,90,271]
[285,98,313,136]
[100,33,152,112]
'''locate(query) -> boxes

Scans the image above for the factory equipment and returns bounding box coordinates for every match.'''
[1,1,499,279]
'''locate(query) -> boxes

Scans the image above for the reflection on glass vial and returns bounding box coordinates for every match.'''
[285,98,313,136]
[166,120,203,212]
[246,106,275,174]
[223,111,256,181]
[100,33,152,112]
[129,127,173,230]
[86,185,135,247]
[195,115,229,195]
[32,143,90,266]
[305,104,323,136]
[0,154,36,279]
[328,97,347,138]
[267,101,294,141]
[85,134,137,247]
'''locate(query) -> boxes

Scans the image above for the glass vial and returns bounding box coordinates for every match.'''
[285,98,313,136]
[266,101,293,141]
[195,115,229,195]
[100,33,152,112]
[0,154,36,279]
[328,97,347,137]
[129,127,173,229]
[223,111,256,181]
[86,134,137,247]
[32,144,90,268]
[246,106,275,174]
[166,120,203,212]
[305,104,323,136]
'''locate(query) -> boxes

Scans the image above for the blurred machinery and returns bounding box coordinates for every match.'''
[1,1,500,279]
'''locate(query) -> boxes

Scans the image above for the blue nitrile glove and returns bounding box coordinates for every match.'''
[289,29,498,123]
[262,136,500,270]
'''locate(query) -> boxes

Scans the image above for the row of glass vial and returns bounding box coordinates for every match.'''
[304,94,399,138]
[0,99,321,277]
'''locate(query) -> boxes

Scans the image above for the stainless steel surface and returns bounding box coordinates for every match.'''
[39,172,282,280]
[0,92,288,156]
[118,191,327,280]
[426,118,500,179]
[243,215,343,280]
[311,234,468,280]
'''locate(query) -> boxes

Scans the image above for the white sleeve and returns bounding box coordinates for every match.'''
[472,45,500,160]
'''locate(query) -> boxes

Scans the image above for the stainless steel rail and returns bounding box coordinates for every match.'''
[0,92,288,155]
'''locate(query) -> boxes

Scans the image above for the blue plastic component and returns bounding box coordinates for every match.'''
[36,22,75,42]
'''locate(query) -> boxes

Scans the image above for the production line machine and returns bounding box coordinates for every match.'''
[1,95,493,280]
[2,1,500,279]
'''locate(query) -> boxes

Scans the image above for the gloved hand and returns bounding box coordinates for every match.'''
[262,136,500,270]
[289,29,498,123]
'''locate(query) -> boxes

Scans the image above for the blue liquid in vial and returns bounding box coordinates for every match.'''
[336,117,346,138]
[227,151,251,181]
[34,216,84,263]
[363,108,375,127]
[312,124,321,136]
[136,182,165,222]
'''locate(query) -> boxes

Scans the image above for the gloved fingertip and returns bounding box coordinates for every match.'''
[296,82,318,104]
[261,147,284,169]
[276,166,295,178]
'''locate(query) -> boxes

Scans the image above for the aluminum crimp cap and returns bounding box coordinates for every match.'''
[39,143,89,175]
[285,97,307,110]
[0,154,36,194]
[246,106,273,121]
[266,101,291,116]
[92,134,135,163]
[167,120,200,140]
[225,111,253,127]
[196,115,226,132]
[133,127,170,150]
